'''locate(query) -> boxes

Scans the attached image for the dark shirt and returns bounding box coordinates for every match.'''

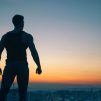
[1,31,33,61]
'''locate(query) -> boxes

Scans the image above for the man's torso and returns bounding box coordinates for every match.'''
[3,31,30,61]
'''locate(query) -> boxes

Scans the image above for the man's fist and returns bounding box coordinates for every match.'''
[0,68,2,75]
[36,67,42,75]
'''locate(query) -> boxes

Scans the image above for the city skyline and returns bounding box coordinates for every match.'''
[0,0,101,86]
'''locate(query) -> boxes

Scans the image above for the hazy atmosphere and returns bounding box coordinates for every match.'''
[0,0,101,89]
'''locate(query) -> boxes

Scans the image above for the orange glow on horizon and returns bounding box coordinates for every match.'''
[0,0,101,88]
[0,49,101,85]
[28,65,101,85]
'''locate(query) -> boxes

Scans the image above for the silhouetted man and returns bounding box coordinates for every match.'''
[0,14,42,101]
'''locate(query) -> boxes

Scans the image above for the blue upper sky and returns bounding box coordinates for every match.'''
[0,0,101,86]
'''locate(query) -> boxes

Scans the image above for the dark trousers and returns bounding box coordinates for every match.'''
[0,60,29,101]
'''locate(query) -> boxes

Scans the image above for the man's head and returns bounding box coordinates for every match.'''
[12,14,24,30]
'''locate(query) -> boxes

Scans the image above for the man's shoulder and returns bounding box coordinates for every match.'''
[0,32,9,43]
[22,31,34,44]
[2,31,13,37]
[1,31,15,39]
[1,32,8,40]
[22,31,33,40]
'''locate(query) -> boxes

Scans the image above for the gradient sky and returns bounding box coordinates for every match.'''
[0,0,101,85]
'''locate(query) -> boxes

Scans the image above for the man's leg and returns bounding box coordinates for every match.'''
[17,63,29,101]
[0,66,16,101]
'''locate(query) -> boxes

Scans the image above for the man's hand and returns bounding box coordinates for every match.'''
[36,67,42,75]
[0,68,2,75]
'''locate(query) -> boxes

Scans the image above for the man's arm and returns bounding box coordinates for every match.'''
[0,35,5,75]
[28,35,42,74]
[0,35,5,60]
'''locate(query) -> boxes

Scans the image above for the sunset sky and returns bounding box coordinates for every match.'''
[0,0,101,86]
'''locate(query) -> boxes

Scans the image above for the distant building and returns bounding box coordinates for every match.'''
[7,89,31,101]
[3,88,101,101]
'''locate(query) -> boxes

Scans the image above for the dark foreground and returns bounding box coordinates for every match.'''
[6,88,101,101]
